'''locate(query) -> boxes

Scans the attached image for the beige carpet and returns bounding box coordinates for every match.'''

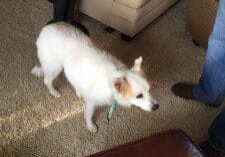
[0,0,224,156]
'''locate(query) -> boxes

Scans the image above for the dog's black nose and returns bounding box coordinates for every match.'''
[152,103,159,111]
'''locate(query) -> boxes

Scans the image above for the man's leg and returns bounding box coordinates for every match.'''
[65,0,90,36]
[193,0,225,105]
[48,0,90,36]
[172,0,225,106]
[208,108,225,154]
[65,0,76,22]
[53,0,68,21]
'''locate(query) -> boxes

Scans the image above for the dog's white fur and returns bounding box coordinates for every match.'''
[32,22,158,132]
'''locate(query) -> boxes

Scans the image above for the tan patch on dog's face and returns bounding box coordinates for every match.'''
[114,78,137,100]
[123,80,137,100]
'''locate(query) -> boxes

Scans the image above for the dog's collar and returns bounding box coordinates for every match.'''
[107,101,117,123]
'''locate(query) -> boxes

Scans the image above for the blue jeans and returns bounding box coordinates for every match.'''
[54,0,76,22]
[193,0,225,153]
[193,0,225,105]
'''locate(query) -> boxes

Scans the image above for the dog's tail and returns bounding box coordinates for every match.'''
[31,66,44,77]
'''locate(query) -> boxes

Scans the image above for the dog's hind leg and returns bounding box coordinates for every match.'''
[43,66,62,98]
[40,56,63,98]
[31,66,44,77]
[44,77,61,98]
[37,47,63,98]
[85,102,98,133]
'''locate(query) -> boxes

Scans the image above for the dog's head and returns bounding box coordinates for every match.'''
[111,57,159,112]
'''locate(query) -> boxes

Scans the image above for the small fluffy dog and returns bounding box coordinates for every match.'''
[31,22,159,132]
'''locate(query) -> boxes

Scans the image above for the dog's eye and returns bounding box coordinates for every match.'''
[136,93,143,99]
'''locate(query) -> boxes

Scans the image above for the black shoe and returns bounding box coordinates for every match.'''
[171,83,197,100]
[47,0,54,3]
[199,141,225,157]
[171,83,220,107]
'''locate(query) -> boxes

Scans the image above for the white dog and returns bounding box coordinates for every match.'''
[31,22,159,132]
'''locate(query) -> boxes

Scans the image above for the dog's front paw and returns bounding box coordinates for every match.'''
[76,91,82,99]
[50,90,61,98]
[87,124,98,133]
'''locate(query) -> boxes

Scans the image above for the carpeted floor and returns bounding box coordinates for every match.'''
[0,0,224,156]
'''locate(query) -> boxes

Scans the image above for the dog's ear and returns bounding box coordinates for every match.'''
[114,76,133,99]
[112,71,132,97]
[132,56,143,72]
[114,77,127,94]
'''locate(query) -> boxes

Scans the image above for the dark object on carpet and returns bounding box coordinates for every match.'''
[172,83,197,100]
[171,83,220,107]
[89,129,205,157]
